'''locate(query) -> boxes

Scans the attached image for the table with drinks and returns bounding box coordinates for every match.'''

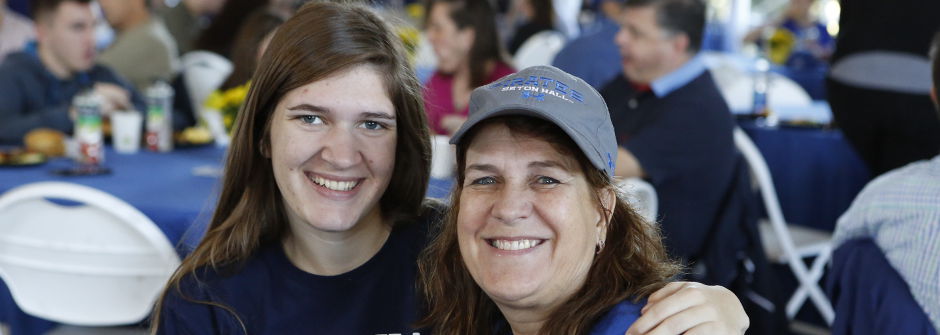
[0,141,226,333]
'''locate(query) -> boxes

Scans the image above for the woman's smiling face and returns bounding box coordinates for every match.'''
[269,64,397,234]
[457,122,606,313]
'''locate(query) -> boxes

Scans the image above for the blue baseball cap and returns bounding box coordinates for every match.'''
[450,65,618,176]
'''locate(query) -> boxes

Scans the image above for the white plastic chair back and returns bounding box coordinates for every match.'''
[733,128,834,324]
[718,70,812,112]
[615,177,658,223]
[180,51,233,116]
[552,0,580,39]
[513,31,567,70]
[0,182,180,326]
[430,135,455,180]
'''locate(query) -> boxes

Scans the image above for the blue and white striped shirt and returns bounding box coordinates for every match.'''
[832,154,940,332]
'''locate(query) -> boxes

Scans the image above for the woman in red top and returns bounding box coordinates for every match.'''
[423,0,515,135]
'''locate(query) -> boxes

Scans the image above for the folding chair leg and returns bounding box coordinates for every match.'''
[784,248,835,325]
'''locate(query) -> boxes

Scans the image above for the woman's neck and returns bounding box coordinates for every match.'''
[500,306,548,335]
[281,210,391,276]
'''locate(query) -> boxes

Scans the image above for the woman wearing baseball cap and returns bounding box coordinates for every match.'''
[419,65,748,335]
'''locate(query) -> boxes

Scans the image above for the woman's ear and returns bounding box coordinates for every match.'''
[260,138,271,158]
[596,187,616,234]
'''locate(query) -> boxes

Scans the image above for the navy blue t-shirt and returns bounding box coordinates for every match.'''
[589,299,645,335]
[600,72,736,262]
[157,214,435,335]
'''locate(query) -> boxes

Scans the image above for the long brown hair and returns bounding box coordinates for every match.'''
[418,116,679,334]
[151,2,430,332]
[425,0,508,87]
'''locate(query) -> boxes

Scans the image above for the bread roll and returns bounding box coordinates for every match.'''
[24,128,66,157]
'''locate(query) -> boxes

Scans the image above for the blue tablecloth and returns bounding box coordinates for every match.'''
[0,145,226,334]
[0,147,461,334]
[739,120,870,231]
[0,146,226,248]
[827,239,938,335]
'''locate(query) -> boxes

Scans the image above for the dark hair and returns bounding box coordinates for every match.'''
[425,0,507,87]
[418,116,679,334]
[625,0,705,54]
[220,9,285,90]
[193,0,270,58]
[529,0,555,28]
[31,0,92,21]
[152,2,431,332]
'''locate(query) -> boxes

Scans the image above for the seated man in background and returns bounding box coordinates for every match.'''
[98,0,179,91]
[0,0,143,145]
[830,31,940,333]
[600,0,736,269]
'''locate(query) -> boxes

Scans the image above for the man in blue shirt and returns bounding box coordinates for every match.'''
[600,0,735,269]
[0,0,143,145]
[600,1,787,332]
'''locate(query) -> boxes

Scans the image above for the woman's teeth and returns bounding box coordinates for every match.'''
[312,176,358,191]
[489,239,542,251]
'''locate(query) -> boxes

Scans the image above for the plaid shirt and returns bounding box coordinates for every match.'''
[833,154,940,331]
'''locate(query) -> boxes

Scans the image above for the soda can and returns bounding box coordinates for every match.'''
[73,90,104,165]
[146,80,175,152]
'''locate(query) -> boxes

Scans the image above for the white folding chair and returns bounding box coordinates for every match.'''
[513,31,567,70]
[180,50,233,116]
[0,182,180,330]
[733,128,834,324]
[615,177,658,224]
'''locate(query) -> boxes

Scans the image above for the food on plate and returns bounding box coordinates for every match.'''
[0,149,47,166]
[24,128,66,157]
[175,127,213,145]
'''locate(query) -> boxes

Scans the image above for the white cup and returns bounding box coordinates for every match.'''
[111,111,143,153]
[430,135,455,179]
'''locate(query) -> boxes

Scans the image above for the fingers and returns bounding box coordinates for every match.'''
[646,281,692,306]
[94,83,132,110]
[628,283,748,335]
[643,305,715,335]
[631,284,707,334]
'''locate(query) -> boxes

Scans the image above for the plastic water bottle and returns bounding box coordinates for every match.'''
[73,90,104,166]
[753,57,777,127]
[753,57,769,116]
[146,80,174,152]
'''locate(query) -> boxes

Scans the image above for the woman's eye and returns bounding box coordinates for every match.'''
[470,176,496,185]
[360,120,386,130]
[536,176,560,185]
[300,115,322,124]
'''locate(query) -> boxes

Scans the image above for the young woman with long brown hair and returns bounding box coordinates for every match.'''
[153,2,432,333]
[153,3,747,334]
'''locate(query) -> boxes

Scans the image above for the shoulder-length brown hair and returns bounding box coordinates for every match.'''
[152,1,431,332]
[425,0,509,87]
[418,116,679,335]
